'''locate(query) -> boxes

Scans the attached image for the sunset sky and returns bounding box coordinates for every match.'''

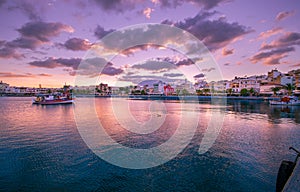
[0,0,299,87]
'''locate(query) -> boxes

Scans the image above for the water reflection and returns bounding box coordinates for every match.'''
[226,100,300,124]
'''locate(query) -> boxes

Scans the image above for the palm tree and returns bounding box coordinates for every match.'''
[226,88,233,96]
[249,88,255,96]
[284,83,295,96]
[271,87,281,96]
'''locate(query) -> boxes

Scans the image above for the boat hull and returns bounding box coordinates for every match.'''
[33,99,74,105]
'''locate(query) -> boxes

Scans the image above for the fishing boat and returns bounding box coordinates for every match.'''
[269,96,300,106]
[32,85,74,105]
[32,94,74,105]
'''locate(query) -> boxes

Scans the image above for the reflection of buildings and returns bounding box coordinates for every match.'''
[226,101,300,124]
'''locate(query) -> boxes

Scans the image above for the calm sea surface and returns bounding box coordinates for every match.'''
[0,97,300,191]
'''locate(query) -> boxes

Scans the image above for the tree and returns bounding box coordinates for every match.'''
[284,83,295,96]
[271,87,281,96]
[226,88,233,96]
[203,89,210,96]
[240,88,248,96]
[249,88,255,96]
[181,89,189,95]
[196,89,203,95]
[141,90,147,95]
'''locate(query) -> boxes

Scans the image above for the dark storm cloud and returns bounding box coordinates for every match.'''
[94,25,116,39]
[63,38,92,51]
[250,47,295,65]
[18,21,74,42]
[28,57,81,69]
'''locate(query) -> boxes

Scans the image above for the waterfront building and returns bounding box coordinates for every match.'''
[163,84,174,96]
[0,81,9,93]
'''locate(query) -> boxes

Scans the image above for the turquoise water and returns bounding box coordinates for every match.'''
[0,97,299,191]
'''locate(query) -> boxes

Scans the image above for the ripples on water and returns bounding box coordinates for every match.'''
[0,97,299,191]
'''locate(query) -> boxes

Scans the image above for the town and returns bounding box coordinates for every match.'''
[1,68,300,97]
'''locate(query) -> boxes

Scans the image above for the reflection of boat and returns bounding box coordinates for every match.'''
[270,96,300,106]
[33,94,74,105]
[33,85,74,105]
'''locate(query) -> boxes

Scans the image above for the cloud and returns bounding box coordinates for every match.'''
[221,47,234,56]
[101,62,124,76]
[94,25,115,39]
[202,67,215,72]
[260,32,300,50]
[76,57,123,77]
[63,38,92,51]
[163,73,184,77]
[18,21,74,42]
[0,72,52,78]
[257,27,283,40]
[28,57,81,69]
[91,0,228,13]
[250,47,295,65]
[276,11,295,21]
[7,36,44,50]
[92,0,138,12]
[193,73,205,78]
[0,0,6,7]
[156,0,229,10]
[291,63,300,67]
[132,59,176,71]
[167,11,252,50]
[224,63,230,66]
[143,7,154,19]
[0,47,23,59]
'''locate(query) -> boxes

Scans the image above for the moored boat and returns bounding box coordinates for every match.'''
[32,85,74,105]
[269,96,300,106]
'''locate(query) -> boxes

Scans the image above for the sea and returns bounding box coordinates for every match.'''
[0,97,299,192]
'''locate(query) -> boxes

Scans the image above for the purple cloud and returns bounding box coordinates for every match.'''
[28,57,81,69]
[261,32,300,50]
[7,37,43,50]
[222,47,234,56]
[0,47,22,59]
[276,11,295,21]
[164,11,252,50]
[94,25,115,39]
[193,73,205,78]
[163,73,184,77]
[250,47,295,65]
[0,72,51,78]
[63,38,92,51]
[18,21,74,42]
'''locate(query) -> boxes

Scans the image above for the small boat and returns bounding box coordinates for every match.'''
[33,94,74,105]
[33,85,74,105]
[270,96,300,106]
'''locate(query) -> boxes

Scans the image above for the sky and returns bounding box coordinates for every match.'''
[0,0,300,87]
